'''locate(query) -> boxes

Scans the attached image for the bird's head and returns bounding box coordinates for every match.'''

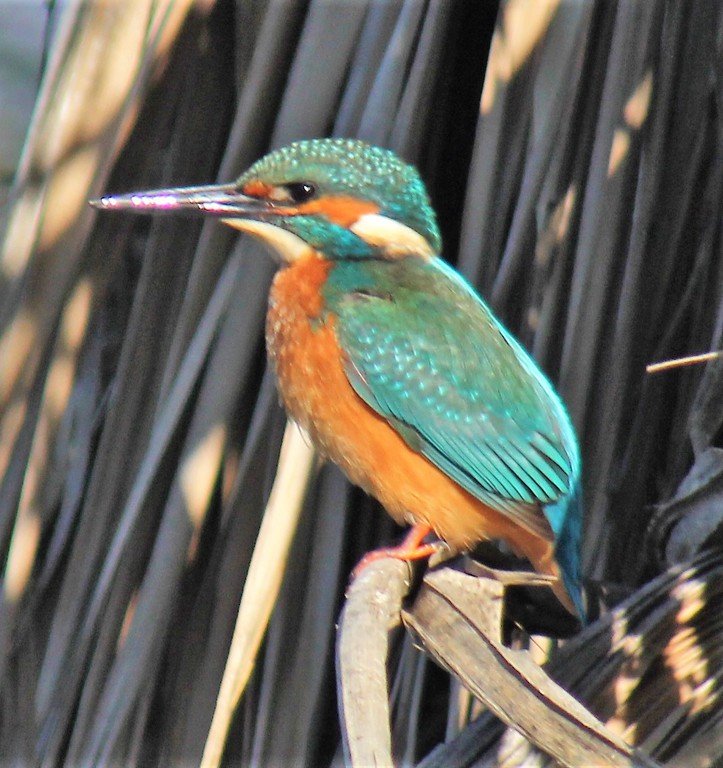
[93,138,442,263]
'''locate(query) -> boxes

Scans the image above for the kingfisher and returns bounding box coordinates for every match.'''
[92,138,585,619]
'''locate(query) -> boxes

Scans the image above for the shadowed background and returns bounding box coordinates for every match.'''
[0,1,722,765]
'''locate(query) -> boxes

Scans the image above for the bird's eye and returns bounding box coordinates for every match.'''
[285,182,317,203]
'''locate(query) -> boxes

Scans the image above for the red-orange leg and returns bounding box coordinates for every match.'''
[352,523,440,579]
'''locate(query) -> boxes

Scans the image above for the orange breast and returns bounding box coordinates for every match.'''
[266,254,561,594]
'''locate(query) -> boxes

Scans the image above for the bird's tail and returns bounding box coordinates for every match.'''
[549,483,586,622]
[512,498,585,620]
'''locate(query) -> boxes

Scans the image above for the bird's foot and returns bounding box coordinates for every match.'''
[352,523,442,579]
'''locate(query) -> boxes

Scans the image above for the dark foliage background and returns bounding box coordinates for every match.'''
[0,0,722,765]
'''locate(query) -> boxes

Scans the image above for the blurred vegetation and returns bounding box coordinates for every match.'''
[0,1,722,766]
[0,0,48,215]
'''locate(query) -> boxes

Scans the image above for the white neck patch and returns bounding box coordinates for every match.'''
[349,213,434,259]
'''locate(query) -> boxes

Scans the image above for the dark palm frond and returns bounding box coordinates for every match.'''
[1,1,723,766]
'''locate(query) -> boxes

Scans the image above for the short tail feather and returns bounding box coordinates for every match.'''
[548,483,585,622]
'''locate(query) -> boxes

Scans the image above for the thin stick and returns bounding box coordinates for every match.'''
[646,351,720,374]
[200,421,316,768]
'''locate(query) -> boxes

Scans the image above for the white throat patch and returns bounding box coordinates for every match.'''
[222,218,313,263]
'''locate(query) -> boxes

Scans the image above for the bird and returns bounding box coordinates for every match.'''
[92,138,585,619]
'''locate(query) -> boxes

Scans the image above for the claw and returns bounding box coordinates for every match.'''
[352,524,441,579]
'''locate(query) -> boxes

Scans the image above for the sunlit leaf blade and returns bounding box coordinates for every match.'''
[0,1,722,766]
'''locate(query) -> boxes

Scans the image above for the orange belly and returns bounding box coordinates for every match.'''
[266,255,562,599]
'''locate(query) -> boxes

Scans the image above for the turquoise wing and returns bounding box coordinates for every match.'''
[329,257,580,543]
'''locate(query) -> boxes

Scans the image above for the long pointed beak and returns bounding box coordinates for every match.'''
[90,183,274,219]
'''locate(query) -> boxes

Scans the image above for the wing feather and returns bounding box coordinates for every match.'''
[330,257,580,540]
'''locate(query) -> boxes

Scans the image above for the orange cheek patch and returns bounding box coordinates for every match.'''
[296,195,379,227]
[243,179,273,197]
